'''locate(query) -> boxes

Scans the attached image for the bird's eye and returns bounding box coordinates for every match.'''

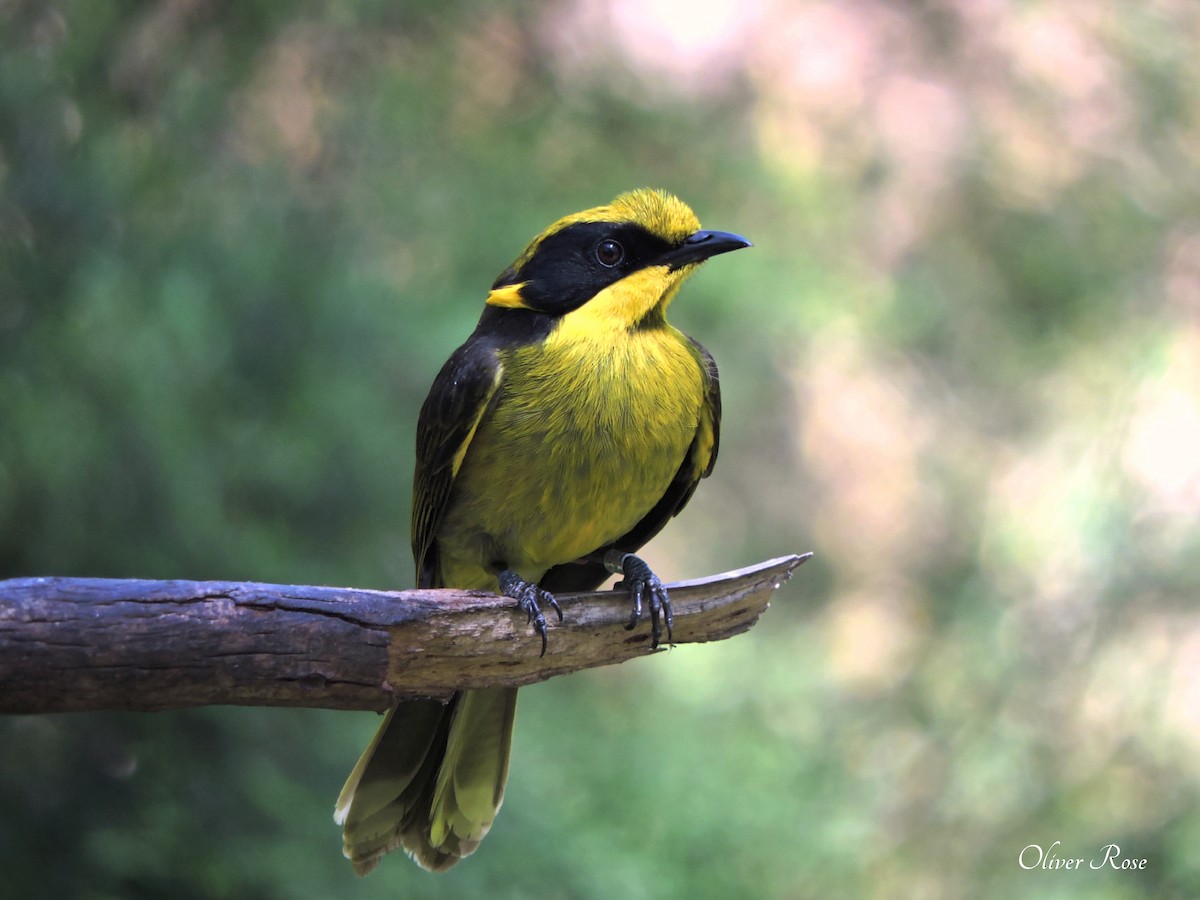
[596,239,624,268]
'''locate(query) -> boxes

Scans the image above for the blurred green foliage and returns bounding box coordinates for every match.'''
[3,2,1200,898]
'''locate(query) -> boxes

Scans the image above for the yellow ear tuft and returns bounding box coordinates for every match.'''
[485,283,529,309]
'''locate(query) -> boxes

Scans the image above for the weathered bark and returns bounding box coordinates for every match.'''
[0,554,809,714]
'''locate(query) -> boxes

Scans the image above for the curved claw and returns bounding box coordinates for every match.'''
[498,569,562,657]
[611,553,673,649]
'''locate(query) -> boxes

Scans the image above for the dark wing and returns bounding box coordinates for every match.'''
[539,336,721,593]
[411,337,505,589]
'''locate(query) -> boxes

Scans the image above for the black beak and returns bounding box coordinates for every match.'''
[660,230,753,271]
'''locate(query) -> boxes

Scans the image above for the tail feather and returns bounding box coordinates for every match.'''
[336,688,517,875]
[428,688,517,851]
[334,699,448,827]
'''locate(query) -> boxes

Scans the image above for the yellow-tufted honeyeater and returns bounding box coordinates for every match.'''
[334,189,750,874]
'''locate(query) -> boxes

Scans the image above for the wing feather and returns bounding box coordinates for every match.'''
[411,338,505,589]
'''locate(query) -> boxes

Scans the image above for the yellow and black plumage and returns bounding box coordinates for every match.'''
[334,188,750,874]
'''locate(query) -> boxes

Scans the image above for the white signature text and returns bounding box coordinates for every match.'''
[1019,841,1147,871]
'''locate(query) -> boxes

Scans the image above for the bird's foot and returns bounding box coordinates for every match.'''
[498,569,563,657]
[603,551,673,649]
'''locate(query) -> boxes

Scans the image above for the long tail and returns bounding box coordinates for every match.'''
[335,686,518,874]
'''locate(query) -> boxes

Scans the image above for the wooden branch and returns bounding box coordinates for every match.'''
[0,554,810,715]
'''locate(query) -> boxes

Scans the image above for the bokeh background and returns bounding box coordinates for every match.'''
[3,1,1199,897]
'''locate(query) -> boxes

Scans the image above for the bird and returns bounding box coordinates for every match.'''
[334,188,750,874]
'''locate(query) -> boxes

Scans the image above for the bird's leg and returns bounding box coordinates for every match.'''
[602,550,673,649]
[497,569,563,658]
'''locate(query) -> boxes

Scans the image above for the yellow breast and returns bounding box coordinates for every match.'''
[436,301,705,588]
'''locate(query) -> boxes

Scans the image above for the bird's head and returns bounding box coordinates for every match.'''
[485,189,750,329]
